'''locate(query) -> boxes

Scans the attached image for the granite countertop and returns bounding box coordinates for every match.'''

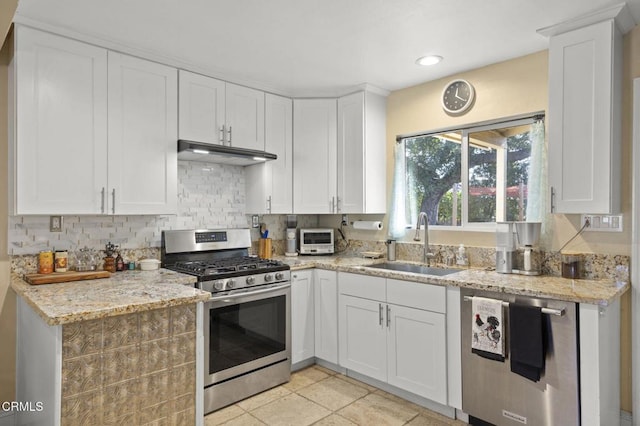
[277,255,629,306]
[11,269,209,326]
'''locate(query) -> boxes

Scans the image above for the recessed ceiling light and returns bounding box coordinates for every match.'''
[416,55,443,66]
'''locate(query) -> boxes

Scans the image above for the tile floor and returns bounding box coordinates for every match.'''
[204,365,468,426]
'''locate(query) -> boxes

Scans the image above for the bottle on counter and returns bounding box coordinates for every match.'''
[54,250,68,272]
[456,244,468,266]
[38,250,54,274]
[115,252,125,272]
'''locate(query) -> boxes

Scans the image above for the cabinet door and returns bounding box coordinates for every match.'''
[337,92,365,213]
[314,269,338,364]
[337,91,386,214]
[293,99,337,214]
[548,19,620,214]
[387,304,447,404]
[108,52,177,214]
[13,26,108,214]
[225,83,265,151]
[338,294,387,381]
[291,270,314,364]
[178,70,225,145]
[246,94,293,214]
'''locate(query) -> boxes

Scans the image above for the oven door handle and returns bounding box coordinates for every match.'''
[207,282,291,305]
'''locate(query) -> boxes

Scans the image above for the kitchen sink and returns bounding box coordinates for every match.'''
[368,262,462,276]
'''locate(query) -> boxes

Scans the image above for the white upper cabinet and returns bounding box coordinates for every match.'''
[546,18,622,214]
[11,26,177,215]
[178,70,265,151]
[337,91,387,214]
[293,99,338,214]
[178,70,225,145]
[246,94,293,214]
[225,83,265,151]
[293,91,387,214]
[107,52,178,215]
[12,26,108,214]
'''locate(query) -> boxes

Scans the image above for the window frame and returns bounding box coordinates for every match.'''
[397,113,544,232]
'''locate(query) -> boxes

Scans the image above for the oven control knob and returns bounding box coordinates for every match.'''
[226,279,235,289]
[275,272,284,281]
[264,274,273,282]
[213,280,224,291]
[246,276,255,285]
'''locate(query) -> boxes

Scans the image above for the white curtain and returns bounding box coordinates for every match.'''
[388,142,407,239]
[525,119,547,229]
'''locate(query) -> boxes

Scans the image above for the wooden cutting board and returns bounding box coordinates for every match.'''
[24,270,111,285]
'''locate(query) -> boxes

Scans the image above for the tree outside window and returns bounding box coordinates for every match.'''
[401,118,538,228]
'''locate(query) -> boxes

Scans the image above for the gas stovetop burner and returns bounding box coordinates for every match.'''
[173,257,285,277]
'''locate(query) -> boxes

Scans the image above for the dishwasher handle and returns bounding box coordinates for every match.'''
[463,295,564,316]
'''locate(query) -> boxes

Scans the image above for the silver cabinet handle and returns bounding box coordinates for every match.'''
[227,125,232,145]
[336,196,341,213]
[219,125,225,143]
[101,187,105,214]
[267,196,272,214]
[331,196,336,213]
[111,189,115,214]
[550,186,556,213]
[379,303,383,326]
[386,305,391,327]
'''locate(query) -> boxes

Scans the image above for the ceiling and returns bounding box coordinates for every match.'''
[13,0,640,96]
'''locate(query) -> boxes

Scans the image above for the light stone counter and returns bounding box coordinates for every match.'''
[11,269,209,325]
[277,255,628,306]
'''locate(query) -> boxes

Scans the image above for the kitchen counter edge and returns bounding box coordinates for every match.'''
[11,269,209,326]
[282,256,628,306]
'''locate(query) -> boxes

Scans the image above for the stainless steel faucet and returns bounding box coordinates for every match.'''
[413,212,434,266]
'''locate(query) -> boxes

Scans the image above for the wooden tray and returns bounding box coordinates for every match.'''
[24,270,111,285]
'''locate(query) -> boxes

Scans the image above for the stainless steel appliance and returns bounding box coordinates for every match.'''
[161,229,291,414]
[285,215,298,256]
[495,222,542,275]
[299,228,334,255]
[495,222,515,274]
[461,288,579,425]
[513,221,541,275]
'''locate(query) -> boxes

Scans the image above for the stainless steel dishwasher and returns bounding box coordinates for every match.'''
[460,288,579,425]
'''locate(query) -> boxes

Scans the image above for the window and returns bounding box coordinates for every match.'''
[399,116,543,229]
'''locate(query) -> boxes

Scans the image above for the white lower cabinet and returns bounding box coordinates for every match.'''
[291,270,314,364]
[338,272,448,404]
[314,269,338,364]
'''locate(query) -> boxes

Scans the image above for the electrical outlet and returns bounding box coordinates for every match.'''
[581,214,623,232]
[341,214,348,226]
[251,215,260,228]
[49,216,63,232]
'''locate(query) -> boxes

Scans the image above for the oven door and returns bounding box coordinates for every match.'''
[204,282,291,387]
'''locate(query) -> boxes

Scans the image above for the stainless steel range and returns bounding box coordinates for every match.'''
[161,229,291,414]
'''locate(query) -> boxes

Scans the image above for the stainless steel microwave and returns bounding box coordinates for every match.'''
[299,228,334,255]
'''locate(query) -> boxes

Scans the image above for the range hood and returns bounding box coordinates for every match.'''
[177,139,277,166]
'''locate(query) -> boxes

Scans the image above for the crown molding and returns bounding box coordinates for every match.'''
[537,2,636,37]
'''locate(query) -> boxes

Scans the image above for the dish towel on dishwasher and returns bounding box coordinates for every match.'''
[471,297,505,361]
[509,303,545,382]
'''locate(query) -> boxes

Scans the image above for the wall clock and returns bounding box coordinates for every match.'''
[441,79,475,114]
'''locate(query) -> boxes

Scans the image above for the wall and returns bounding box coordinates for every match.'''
[620,23,640,416]
[0,0,17,408]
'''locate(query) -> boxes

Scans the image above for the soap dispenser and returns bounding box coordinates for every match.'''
[456,244,468,266]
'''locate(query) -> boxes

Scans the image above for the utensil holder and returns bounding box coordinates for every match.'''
[259,238,272,259]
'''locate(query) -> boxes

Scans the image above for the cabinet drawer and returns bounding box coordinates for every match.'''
[339,272,385,301]
[386,279,446,313]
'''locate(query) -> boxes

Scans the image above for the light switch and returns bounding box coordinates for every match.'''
[581,214,623,232]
